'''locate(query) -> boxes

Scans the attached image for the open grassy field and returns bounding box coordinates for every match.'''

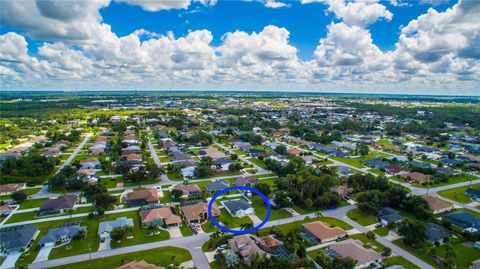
[51,246,192,269]
[438,183,480,203]
[346,208,378,226]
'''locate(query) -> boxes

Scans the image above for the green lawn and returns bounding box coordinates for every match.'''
[18,198,48,209]
[166,171,183,181]
[332,152,390,169]
[349,233,386,252]
[160,191,173,203]
[6,206,95,224]
[103,210,170,248]
[49,218,100,259]
[246,157,268,169]
[51,246,191,269]
[415,174,476,189]
[393,239,442,269]
[0,187,42,200]
[179,224,193,236]
[159,156,172,162]
[202,209,253,232]
[438,183,480,204]
[373,226,391,236]
[368,168,385,176]
[383,256,420,269]
[435,241,480,269]
[346,208,378,226]
[233,149,246,155]
[252,197,291,221]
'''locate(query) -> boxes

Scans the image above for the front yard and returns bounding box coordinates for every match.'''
[346,208,378,226]
[438,183,480,204]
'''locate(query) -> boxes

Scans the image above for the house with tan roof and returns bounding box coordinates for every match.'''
[287,148,302,156]
[124,188,159,206]
[172,184,202,198]
[80,157,101,169]
[0,183,26,195]
[181,202,220,225]
[402,172,431,184]
[302,221,347,243]
[116,260,163,269]
[202,146,226,160]
[140,207,181,227]
[228,234,287,265]
[325,239,383,269]
[424,196,454,214]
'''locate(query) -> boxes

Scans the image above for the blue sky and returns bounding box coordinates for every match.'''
[0,0,478,95]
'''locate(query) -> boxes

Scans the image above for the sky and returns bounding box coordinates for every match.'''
[0,0,479,95]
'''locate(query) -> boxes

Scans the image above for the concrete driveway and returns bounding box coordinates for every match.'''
[34,246,53,262]
[168,226,182,238]
[98,237,111,251]
[1,253,21,269]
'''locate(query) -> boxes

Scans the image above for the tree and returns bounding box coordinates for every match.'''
[214,249,226,268]
[382,247,392,257]
[398,220,426,247]
[194,165,213,178]
[94,193,117,210]
[356,143,369,157]
[225,252,240,269]
[254,182,271,197]
[444,243,456,268]
[274,145,287,155]
[11,190,27,203]
[273,191,291,208]
[228,162,242,172]
[366,231,375,240]
[110,227,126,241]
[171,189,184,201]
[240,222,254,230]
[333,256,356,269]
[304,198,313,209]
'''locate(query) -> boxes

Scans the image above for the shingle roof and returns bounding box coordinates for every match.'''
[98,217,134,234]
[327,239,382,266]
[205,180,229,192]
[302,221,346,241]
[0,224,38,251]
[39,222,87,245]
[223,200,252,213]
[40,195,77,211]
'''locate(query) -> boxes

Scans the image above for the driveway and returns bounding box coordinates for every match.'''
[248,214,262,225]
[1,253,21,269]
[168,226,182,238]
[34,246,53,262]
[98,237,111,251]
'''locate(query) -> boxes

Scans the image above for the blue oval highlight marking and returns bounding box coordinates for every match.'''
[207,185,271,234]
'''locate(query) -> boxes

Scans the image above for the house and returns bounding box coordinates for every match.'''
[0,224,39,254]
[228,234,284,265]
[363,157,389,169]
[39,222,87,247]
[116,260,163,269]
[0,204,12,216]
[423,196,454,214]
[436,167,456,176]
[378,207,404,225]
[248,148,266,156]
[80,157,101,169]
[170,147,192,162]
[466,187,480,202]
[172,184,202,198]
[234,176,259,188]
[325,239,382,269]
[39,195,77,216]
[302,155,319,164]
[425,223,449,245]
[161,138,176,149]
[302,221,347,243]
[205,180,229,194]
[213,157,234,171]
[0,183,26,195]
[77,168,99,183]
[402,172,431,184]
[98,217,134,240]
[442,211,480,231]
[233,141,252,151]
[124,188,159,206]
[202,146,226,160]
[335,166,354,177]
[287,148,301,156]
[140,207,181,227]
[408,161,432,169]
[385,164,409,176]
[223,199,254,218]
[181,202,220,225]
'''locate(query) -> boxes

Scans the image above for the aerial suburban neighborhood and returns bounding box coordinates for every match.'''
[0,92,479,269]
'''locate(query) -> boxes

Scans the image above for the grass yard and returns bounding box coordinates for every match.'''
[202,209,253,232]
[435,241,480,269]
[368,168,385,176]
[18,198,48,209]
[103,210,170,248]
[349,233,386,252]
[49,218,100,259]
[383,256,420,269]
[437,183,480,204]
[0,187,42,200]
[257,177,277,187]
[166,171,183,181]
[51,246,191,269]
[332,152,391,169]
[346,208,378,226]
[416,174,476,189]
[393,239,442,269]
[159,156,172,162]
[160,191,173,203]
[258,216,352,237]
[252,197,291,221]
[233,149,246,155]
[179,224,193,236]
[246,157,268,169]
[373,226,391,236]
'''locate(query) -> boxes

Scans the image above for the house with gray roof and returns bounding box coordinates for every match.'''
[39,195,77,216]
[425,222,449,245]
[39,222,87,247]
[205,180,229,194]
[222,199,254,218]
[98,217,134,240]
[442,211,480,232]
[0,224,39,254]
[378,207,404,225]
[363,157,389,169]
